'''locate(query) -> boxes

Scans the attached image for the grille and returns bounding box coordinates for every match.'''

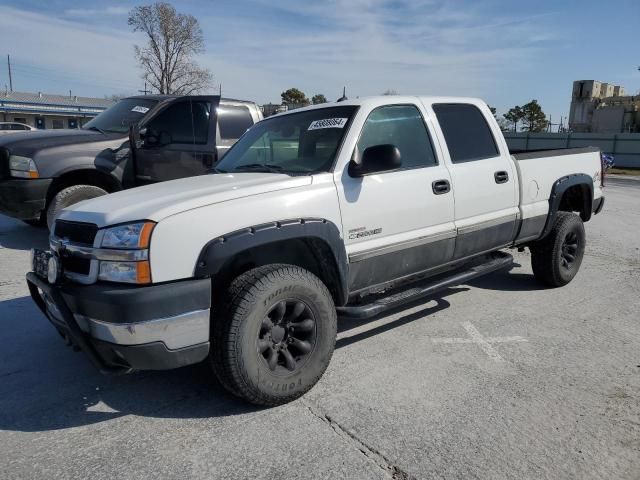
[54,220,98,246]
[61,255,91,275]
[0,148,9,180]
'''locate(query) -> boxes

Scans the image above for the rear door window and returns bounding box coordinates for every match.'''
[218,105,254,139]
[433,104,499,163]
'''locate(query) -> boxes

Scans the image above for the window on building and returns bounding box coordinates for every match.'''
[356,104,437,169]
[13,117,27,124]
[52,119,64,129]
[433,103,499,163]
[218,105,254,139]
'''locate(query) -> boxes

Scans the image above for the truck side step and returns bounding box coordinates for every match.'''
[336,251,514,319]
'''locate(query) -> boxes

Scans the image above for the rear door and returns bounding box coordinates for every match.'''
[134,96,218,183]
[336,103,456,294]
[216,102,257,160]
[429,101,518,259]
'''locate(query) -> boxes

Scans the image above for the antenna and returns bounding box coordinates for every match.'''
[337,86,347,102]
[138,81,149,95]
[7,55,13,92]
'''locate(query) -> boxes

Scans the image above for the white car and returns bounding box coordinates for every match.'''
[27,96,605,406]
[0,122,36,134]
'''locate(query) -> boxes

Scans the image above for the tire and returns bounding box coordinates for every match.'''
[210,264,337,406]
[46,185,107,230]
[530,212,586,287]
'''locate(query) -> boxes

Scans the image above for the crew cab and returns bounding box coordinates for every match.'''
[26,96,605,406]
[0,95,262,229]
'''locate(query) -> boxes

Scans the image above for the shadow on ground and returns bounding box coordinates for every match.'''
[0,215,49,251]
[0,258,541,433]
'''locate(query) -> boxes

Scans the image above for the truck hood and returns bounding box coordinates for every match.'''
[0,129,124,157]
[58,173,313,227]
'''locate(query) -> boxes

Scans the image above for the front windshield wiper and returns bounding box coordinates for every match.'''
[85,126,106,134]
[231,163,287,173]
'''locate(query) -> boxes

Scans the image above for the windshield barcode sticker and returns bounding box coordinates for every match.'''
[131,106,150,114]
[308,118,348,131]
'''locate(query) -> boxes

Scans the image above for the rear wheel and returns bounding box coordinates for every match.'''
[210,264,337,406]
[530,212,585,287]
[46,185,107,230]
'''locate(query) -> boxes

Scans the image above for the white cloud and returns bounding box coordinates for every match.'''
[64,6,129,17]
[0,1,556,110]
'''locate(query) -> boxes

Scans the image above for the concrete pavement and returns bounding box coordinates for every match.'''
[1,182,638,479]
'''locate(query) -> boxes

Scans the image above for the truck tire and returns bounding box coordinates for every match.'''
[530,212,585,287]
[46,185,107,230]
[210,264,337,406]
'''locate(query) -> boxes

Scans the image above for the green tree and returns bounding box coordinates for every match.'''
[281,88,309,106]
[488,106,497,117]
[503,106,524,132]
[311,94,327,104]
[520,100,548,132]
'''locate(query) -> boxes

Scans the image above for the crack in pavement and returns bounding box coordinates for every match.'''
[302,400,415,480]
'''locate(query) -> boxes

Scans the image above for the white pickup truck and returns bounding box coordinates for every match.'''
[27,96,605,405]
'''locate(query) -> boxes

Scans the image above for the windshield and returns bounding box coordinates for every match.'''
[216,105,358,174]
[83,98,158,134]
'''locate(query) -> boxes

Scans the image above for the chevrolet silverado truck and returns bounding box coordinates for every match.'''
[26,96,605,406]
[0,95,262,229]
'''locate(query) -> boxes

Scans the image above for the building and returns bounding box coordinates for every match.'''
[569,80,639,133]
[0,90,115,129]
[261,103,288,117]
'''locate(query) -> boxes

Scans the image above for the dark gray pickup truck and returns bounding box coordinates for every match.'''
[0,95,262,229]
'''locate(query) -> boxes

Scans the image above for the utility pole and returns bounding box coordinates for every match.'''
[138,81,149,95]
[7,54,13,92]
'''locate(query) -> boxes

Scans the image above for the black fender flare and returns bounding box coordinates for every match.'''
[540,173,593,239]
[194,218,349,305]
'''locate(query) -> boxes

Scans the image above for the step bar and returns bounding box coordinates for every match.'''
[336,251,514,319]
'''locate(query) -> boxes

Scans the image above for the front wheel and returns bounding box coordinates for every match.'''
[210,264,337,406]
[530,212,586,287]
[46,185,107,230]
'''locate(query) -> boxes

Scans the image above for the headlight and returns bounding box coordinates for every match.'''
[99,261,151,284]
[9,155,39,179]
[101,222,155,249]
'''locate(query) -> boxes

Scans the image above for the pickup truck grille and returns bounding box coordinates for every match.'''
[0,148,9,180]
[61,254,92,276]
[54,220,98,246]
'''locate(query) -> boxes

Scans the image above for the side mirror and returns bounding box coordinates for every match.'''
[349,144,402,177]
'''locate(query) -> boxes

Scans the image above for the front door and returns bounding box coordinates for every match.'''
[134,98,218,184]
[430,102,518,259]
[335,103,456,294]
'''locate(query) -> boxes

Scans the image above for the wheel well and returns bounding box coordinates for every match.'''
[212,238,346,306]
[47,169,122,203]
[558,184,591,221]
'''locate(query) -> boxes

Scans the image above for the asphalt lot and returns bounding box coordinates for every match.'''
[1,178,638,479]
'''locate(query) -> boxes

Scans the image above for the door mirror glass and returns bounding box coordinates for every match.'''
[349,144,402,177]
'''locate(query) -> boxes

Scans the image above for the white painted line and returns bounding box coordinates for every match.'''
[461,321,505,362]
[431,321,528,362]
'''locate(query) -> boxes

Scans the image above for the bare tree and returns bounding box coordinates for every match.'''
[128,2,212,95]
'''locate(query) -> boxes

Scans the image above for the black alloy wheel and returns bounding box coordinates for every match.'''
[258,300,317,373]
[560,231,578,270]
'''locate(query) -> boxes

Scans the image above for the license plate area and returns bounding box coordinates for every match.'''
[32,249,52,279]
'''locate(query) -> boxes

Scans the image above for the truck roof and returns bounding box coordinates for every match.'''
[124,94,257,105]
[276,95,488,116]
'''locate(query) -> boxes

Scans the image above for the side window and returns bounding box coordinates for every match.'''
[356,105,437,169]
[146,101,211,144]
[11,124,27,130]
[218,105,254,139]
[433,103,498,163]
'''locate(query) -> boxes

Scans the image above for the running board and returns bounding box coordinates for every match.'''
[336,251,514,319]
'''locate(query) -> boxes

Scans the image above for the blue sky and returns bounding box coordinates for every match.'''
[0,0,638,123]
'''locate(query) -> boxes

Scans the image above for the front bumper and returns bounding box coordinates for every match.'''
[0,178,52,220]
[26,272,211,373]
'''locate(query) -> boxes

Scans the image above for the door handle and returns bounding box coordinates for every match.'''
[494,171,509,184]
[432,179,451,195]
